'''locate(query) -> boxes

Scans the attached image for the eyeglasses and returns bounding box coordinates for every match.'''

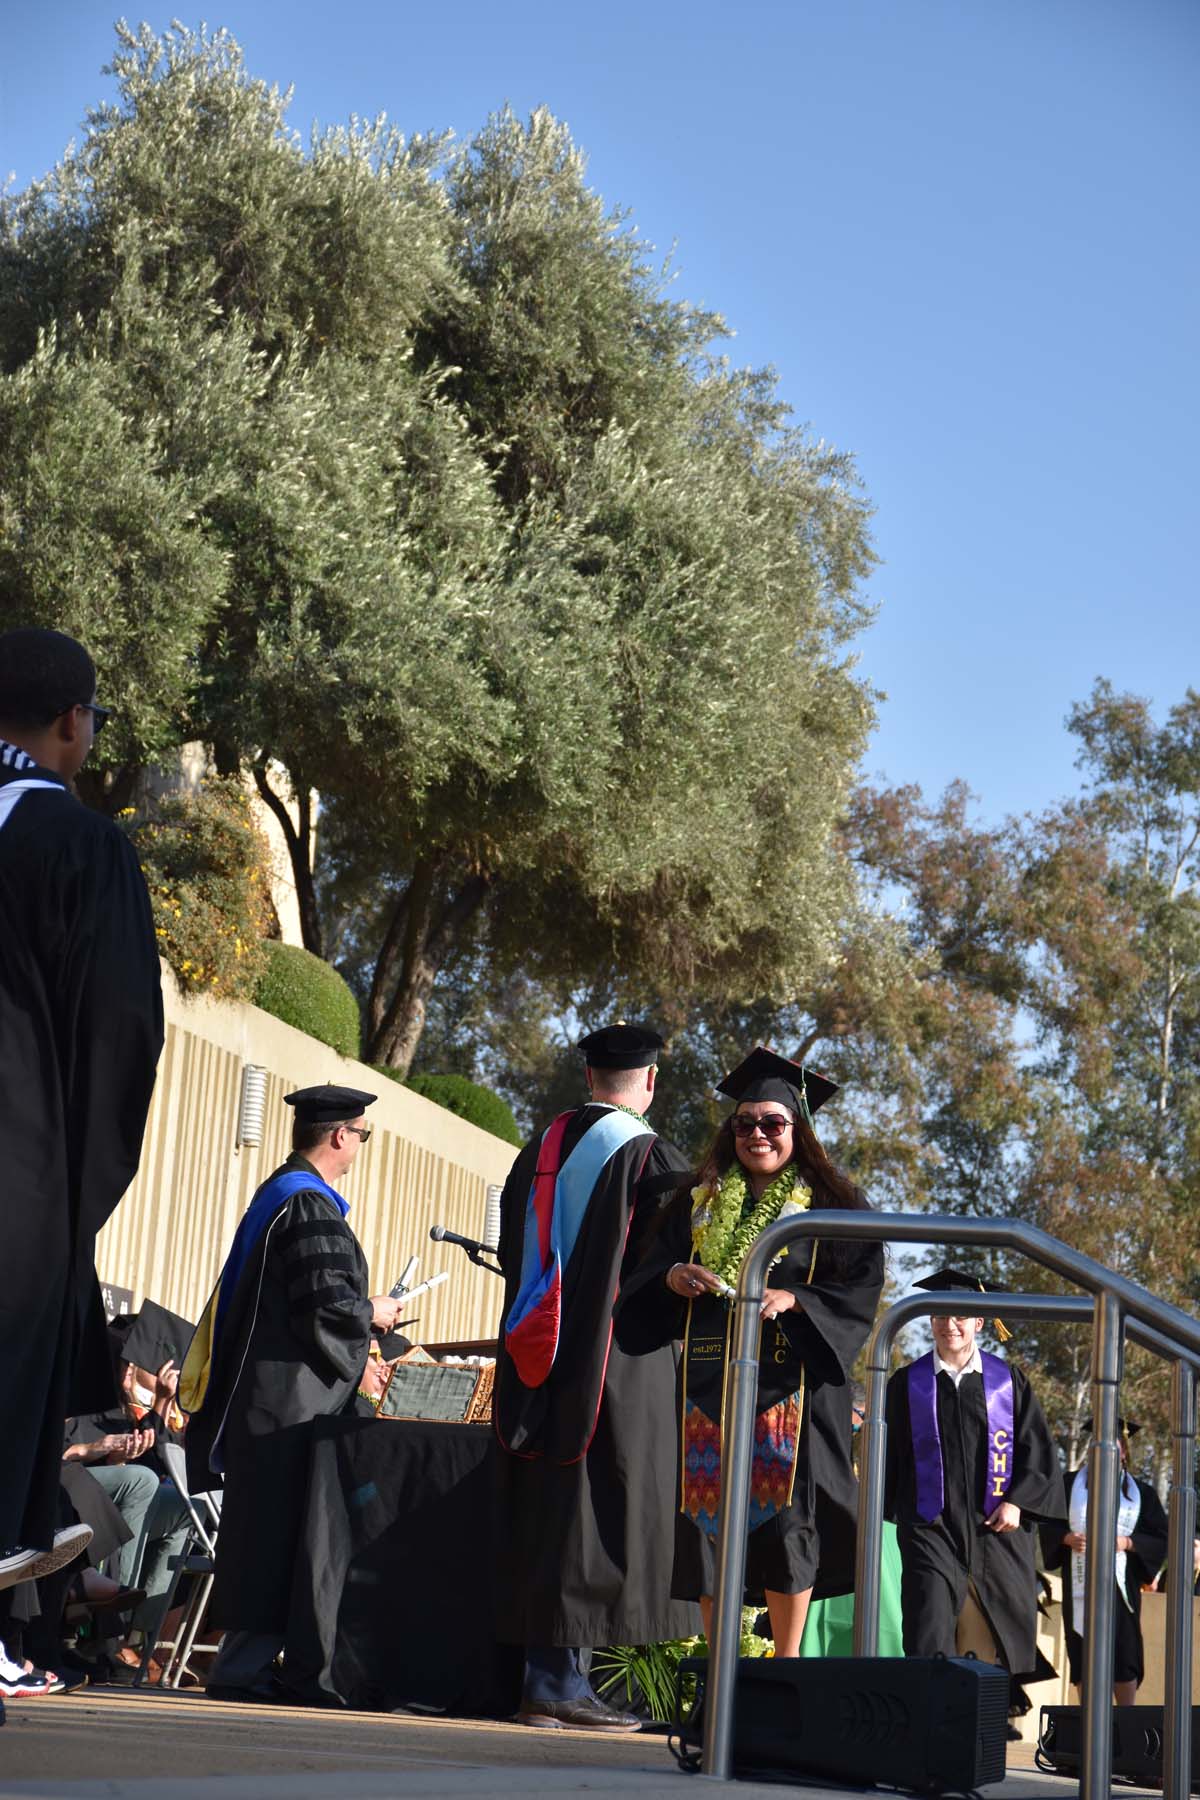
[343,1124,372,1142]
[730,1113,792,1139]
[58,701,112,735]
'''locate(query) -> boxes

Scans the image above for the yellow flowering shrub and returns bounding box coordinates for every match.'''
[124,779,272,1000]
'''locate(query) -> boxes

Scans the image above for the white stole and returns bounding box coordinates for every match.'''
[1069,1462,1141,1625]
[0,778,64,832]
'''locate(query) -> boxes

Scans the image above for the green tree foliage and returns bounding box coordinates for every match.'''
[416,689,1199,1475]
[1007,683,1200,1464]
[254,941,361,1058]
[0,24,876,1078]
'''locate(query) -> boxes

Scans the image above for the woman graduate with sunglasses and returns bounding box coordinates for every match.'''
[616,1048,883,1656]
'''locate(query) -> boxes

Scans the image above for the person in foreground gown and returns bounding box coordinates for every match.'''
[617,1046,884,1657]
[0,626,162,1591]
[1051,1415,1167,1705]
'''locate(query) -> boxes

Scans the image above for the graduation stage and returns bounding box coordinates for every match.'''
[283,1413,522,1716]
[0,1681,1168,1799]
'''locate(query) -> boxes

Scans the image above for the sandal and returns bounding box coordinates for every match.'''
[113,1645,162,1685]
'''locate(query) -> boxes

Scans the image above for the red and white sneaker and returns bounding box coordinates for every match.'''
[0,1643,63,1699]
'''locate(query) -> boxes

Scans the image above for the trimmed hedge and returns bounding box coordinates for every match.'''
[374,1066,523,1147]
[254,942,361,1059]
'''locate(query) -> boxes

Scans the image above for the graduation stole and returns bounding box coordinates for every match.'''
[504,1107,650,1389]
[180,1167,349,1422]
[1068,1463,1142,1620]
[681,1238,818,1537]
[0,775,64,830]
[908,1350,1015,1522]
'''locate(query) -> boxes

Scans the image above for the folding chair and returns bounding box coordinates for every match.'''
[134,1442,223,1690]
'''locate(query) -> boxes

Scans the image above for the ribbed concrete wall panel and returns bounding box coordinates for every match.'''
[95,969,515,1346]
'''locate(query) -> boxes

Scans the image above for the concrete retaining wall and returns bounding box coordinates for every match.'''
[95,968,515,1345]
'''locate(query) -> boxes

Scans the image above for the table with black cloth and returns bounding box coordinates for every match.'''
[285,1415,522,1716]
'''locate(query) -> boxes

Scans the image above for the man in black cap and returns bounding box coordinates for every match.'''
[493,1023,695,1730]
[0,626,162,1599]
[884,1268,1064,1702]
[182,1085,401,1701]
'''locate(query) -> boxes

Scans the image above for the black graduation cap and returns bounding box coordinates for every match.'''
[376,1330,414,1360]
[716,1046,838,1119]
[913,1266,1012,1344]
[113,1299,196,1373]
[577,1024,664,1069]
[283,1083,377,1123]
[1082,1416,1141,1437]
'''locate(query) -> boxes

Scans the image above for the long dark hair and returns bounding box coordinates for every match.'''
[696,1107,872,1279]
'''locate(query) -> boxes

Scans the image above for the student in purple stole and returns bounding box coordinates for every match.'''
[884,1268,1065,1698]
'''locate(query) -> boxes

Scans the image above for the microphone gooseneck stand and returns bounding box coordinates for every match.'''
[428,1223,503,1278]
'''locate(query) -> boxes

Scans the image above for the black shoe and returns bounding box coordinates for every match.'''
[515,1694,641,1732]
[1006,1723,1022,1741]
[205,1682,282,1705]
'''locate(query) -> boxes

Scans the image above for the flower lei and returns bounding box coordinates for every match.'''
[605,1103,649,1127]
[690,1163,811,1289]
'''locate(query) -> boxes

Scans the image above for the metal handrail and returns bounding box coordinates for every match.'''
[854,1289,1198,1800]
[698,1209,1200,1800]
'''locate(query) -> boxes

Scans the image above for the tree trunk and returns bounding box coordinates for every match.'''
[253,764,322,958]
[365,861,494,1075]
[74,763,142,817]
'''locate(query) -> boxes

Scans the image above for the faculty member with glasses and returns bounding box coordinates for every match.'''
[182,1084,402,1703]
[617,1048,883,1657]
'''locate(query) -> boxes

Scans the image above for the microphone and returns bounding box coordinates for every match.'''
[429,1223,503,1277]
[429,1224,487,1255]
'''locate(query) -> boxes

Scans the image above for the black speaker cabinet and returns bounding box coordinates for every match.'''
[676,1655,1009,1794]
[1038,1704,1200,1790]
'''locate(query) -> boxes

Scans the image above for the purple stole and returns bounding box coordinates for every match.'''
[907,1350,1015,1522]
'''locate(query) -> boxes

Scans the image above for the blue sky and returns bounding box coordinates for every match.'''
[3,2,1197,824]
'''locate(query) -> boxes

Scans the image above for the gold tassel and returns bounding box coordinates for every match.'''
[993,1317,1013,1343]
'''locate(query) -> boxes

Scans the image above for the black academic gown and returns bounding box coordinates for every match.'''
[617,1191,883,1601]
[884,1358,1066,1678]
[1052,1468,1168,1688]
[185,1153,373,1635]
[0,751,163,1553]
[492,1106,696,1647]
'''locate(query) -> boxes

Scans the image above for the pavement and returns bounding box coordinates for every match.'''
[0,1686,1163,1800]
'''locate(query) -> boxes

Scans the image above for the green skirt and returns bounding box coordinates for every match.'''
[798,1521,905,1657]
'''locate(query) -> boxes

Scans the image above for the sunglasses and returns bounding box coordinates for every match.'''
[57,701,112,735]
[730,1113,792,1139]
[342,1124,372,1142]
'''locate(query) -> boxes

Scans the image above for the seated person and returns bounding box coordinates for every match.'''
[63,1303,195,1679]
[353,1330,413,1414]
